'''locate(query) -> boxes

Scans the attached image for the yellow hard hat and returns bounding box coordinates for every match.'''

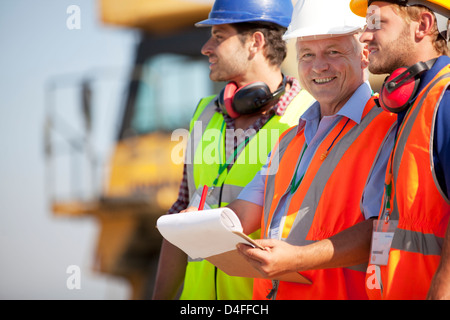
[349,0,450,18]
[350,0,450,41]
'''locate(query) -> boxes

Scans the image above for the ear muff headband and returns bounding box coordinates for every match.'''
[378,59,437,113]
[218,77,286,118]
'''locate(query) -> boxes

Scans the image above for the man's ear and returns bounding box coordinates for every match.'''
[249,31,266,56]
[361,44,370,69]
[415,11,436,40]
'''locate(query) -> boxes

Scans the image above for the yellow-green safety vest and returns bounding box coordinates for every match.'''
[180,90,314,300]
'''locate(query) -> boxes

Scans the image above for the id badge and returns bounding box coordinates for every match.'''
[369,219,398,266]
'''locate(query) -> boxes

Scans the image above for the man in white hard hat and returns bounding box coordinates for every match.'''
[350,0,450,300]
[222,0,398,299]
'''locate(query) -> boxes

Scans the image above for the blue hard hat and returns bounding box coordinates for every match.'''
[196,0,293,28]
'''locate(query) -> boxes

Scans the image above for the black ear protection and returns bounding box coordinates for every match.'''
[218,76,286,118]
[377,59,437,113]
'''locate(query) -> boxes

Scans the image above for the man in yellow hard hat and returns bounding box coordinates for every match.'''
[350,0,450,300]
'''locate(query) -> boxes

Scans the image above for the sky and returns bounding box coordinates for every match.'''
[0,0,141,299]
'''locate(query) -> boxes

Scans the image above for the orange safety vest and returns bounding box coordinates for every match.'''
[254,97,396,300]
[365,65,450,300]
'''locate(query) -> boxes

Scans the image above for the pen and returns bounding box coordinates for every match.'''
[198,185,208,211]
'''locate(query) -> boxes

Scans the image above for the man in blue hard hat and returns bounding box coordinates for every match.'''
[152,0,314,300]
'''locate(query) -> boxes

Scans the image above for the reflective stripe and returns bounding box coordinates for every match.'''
[186,97,218,198]
[263,127,299,230]
[286,106,382,246]
[431,82,450,204]
[391,228,444,256]
[390,73,450,221]
[347,263,369,273]
[219,184,244,205]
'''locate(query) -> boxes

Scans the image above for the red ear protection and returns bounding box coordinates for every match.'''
[219,82,241,118]
[378,59,436,113]
[218,77,286,119]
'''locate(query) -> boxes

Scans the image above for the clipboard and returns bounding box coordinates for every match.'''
[156,208,312,284]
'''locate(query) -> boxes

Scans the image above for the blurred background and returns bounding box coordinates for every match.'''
[0,0,384,300]
[0,0,219,300]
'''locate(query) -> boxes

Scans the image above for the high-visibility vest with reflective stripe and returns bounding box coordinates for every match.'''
[180,90,314,300]
[365,65,450,300]
[254,97,396,300]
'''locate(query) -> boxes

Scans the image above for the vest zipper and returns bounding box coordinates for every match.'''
[266,280,279,300]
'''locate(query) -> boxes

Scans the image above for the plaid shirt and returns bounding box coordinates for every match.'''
[167,76,301,214]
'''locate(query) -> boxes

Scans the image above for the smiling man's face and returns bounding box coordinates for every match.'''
[296,34,368,115]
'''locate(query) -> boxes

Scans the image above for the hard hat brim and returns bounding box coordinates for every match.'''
[284,0,367,41]
[283,26,365,41]
[350,0,450,18]
[195,17,291,28]
[195,18,238,27]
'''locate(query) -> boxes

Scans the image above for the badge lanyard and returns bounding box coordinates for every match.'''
[370,108,412,267]
[381,106,413,223]
[290,143,308,194]
[370,153,399,266]
[290,117,351,195]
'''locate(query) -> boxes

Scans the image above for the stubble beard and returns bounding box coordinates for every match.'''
[209,48,249,83]
[368,26,415,75]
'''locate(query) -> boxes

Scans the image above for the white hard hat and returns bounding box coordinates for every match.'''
[283,0,367,40]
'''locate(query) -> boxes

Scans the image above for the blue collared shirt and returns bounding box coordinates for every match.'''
[238,81,395,238]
